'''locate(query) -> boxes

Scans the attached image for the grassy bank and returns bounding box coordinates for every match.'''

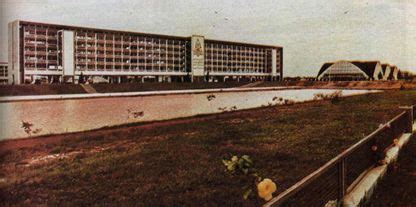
[258,80,416,90]
[1,91,416,206]
[91,82,246,93]
[0,84,86,96]
[0,82,246,96]
[368,135,416,207]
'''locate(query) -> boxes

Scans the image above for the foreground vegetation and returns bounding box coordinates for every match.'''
[1,90,416,206]
[0,84,86,96]
[259,80,416,90]
[368,135,416,207]
[91,82,246,93]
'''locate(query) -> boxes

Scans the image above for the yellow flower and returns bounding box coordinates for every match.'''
[231,156,238,162]
[257,178,277,201]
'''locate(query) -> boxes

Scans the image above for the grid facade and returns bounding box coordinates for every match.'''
[9,20,283,84]
[0,62,7,84]
[73,32,188,74]
[23,26,59,72]
[204,41,282,77]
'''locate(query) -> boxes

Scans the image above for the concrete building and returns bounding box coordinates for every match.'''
[0,62,8,84]
[317,60,383,81]
[389,65,399,80]
[381,63,391,80]
[8,20,283,84]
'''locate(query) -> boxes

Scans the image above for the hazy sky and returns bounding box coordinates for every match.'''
[0,0,415,76]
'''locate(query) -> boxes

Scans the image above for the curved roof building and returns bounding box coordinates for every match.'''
[317,60,383,81]
[389,65,399,80]
[381,64,391,80]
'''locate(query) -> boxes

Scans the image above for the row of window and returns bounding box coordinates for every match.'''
[76,66,186,72]
[0,66,7,77]
[76,33,187,46]
[205,68,272,74]
[75,60,184,65]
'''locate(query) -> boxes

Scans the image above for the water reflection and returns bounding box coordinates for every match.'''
[0,89,377,140]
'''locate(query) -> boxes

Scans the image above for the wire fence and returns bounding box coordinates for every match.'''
[264,106,414,207]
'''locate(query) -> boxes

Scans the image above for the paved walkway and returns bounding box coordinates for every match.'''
[0,86,300,102]
[81,84,97,93]
[238,81,264,88]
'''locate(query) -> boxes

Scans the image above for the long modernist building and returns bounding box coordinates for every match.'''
[8,20,283,84]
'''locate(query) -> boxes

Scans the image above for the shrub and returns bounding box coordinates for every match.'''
[21,121,42,136]
[313,90,343,104]
[206,94,216,101]
[222,155,277,201]
[271,96,295,106]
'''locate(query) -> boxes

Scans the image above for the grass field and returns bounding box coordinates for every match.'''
[91,82,246,93]
[1,90,416,206]
[368,134,416,207]
[0,84,86,96]
[258,80,416,90]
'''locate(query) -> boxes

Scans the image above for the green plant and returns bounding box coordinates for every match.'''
[21,121,42,136]
[222,155,277,201]
[207,94,216,101]
[270,96,295,106]
[222,155,255,175]
[218,107,227,112]
[230,106,238,111]
[127,109,144,119]
[313,90,343,104]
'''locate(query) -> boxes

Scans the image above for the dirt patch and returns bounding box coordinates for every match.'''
[24,146,108,167]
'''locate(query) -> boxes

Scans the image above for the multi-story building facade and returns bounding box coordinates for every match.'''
[0,62,8,84]
[8,20,283,84]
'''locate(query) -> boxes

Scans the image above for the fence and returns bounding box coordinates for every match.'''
[264,106,414,207]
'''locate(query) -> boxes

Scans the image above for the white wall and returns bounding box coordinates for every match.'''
[191,35,205,77]
[62,30,75,76]
[8,21,20,84]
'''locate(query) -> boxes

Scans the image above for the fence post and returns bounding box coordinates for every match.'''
[410,106,414,132]
[338,159,346,204]
[399,106,413,133]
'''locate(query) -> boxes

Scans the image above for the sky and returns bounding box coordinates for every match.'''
[0,0,415,77]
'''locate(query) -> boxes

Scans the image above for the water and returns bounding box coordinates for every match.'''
[0,89,377,140]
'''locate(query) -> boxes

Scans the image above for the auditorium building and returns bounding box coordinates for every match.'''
[8,20,283,84]
[317,60,400,81]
